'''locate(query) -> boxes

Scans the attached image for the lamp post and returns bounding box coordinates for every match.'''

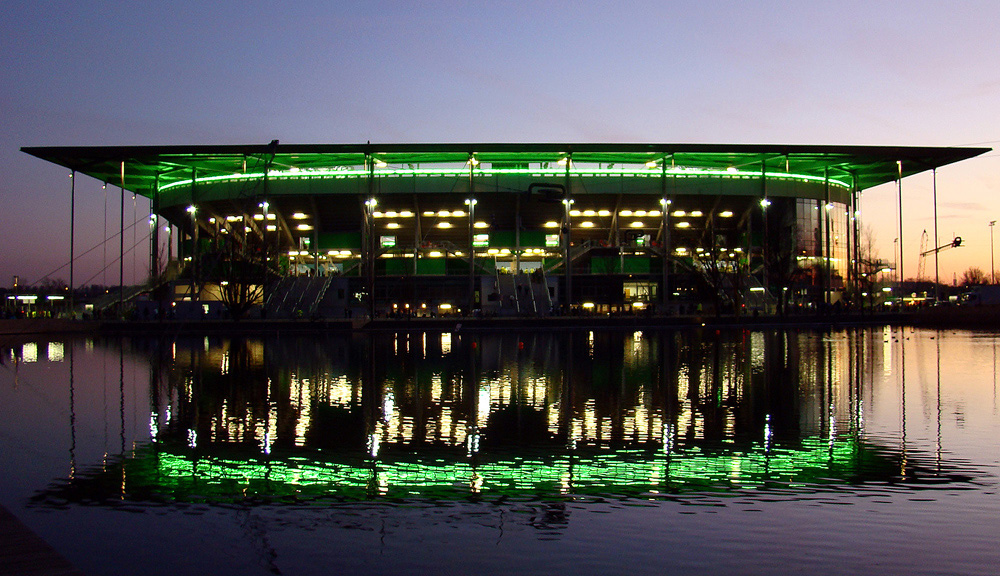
[365,198,377,318]
[991,220,996,284]
[187,204,198,301]
[465,197,477,315]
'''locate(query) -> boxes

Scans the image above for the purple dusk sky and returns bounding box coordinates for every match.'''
[1,0,998,289]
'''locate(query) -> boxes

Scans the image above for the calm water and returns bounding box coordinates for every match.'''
[1,327,998,575]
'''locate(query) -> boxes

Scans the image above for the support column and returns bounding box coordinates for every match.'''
[191,167,199,301]
[119,162,126,314]
[69,171,75,315]
[897,160,904,287]
[365,154,376,319]
[660,157,669,311]
[761,159,769,304]
[563,154,572,313]
[467,155,476,315]
[932,168,940,302]
[850,174,860,309]
[824,168,831,308]
[151,175,159,281]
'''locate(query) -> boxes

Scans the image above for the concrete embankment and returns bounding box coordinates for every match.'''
[95,312,911,335]
[0,312,928,338]
[911,305,1000,329]
[0,319,98,336]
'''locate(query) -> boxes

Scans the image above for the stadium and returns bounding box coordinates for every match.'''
[22,143,989,319]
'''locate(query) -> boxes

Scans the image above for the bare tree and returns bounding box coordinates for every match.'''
[960,266,988,286]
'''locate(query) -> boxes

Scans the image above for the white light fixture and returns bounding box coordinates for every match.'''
[437,222,453,229]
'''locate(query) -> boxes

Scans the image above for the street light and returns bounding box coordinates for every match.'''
[991,220,996,284]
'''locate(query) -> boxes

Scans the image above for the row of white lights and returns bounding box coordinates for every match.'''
[287,248,559,259]
[372,208,735,218]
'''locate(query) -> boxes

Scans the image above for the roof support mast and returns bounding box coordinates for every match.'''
[69,171,75,315]
[119,161,126,315]
[897,160,904,286]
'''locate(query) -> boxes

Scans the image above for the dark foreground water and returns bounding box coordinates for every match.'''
[1,327,998,575]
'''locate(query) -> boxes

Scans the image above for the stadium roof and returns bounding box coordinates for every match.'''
[22,142,989,198]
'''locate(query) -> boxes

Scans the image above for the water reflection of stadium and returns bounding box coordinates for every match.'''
[152,330,871,451]
[113,329,907,498]
[27,328,966,504]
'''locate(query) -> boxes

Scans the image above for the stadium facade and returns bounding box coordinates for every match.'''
[22,143,989,318]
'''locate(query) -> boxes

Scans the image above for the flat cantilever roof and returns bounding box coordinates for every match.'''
[21,142,990,197]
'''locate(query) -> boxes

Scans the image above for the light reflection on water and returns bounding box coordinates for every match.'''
[2,327,1000,575]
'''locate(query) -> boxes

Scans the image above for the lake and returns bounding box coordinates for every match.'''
[1,326,998,575]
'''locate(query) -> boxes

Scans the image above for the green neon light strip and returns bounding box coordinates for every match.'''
[135,437,866,501]
[158,167,852,193]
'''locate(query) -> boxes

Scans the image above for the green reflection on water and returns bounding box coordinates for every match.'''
[42,436,896,505]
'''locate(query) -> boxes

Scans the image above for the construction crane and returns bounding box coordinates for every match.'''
[917,230,929,280]
[919,235,964,281]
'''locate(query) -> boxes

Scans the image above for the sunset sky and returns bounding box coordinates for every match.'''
[2,0,998,288]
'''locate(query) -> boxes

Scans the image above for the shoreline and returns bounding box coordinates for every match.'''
[3,306,997,337]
